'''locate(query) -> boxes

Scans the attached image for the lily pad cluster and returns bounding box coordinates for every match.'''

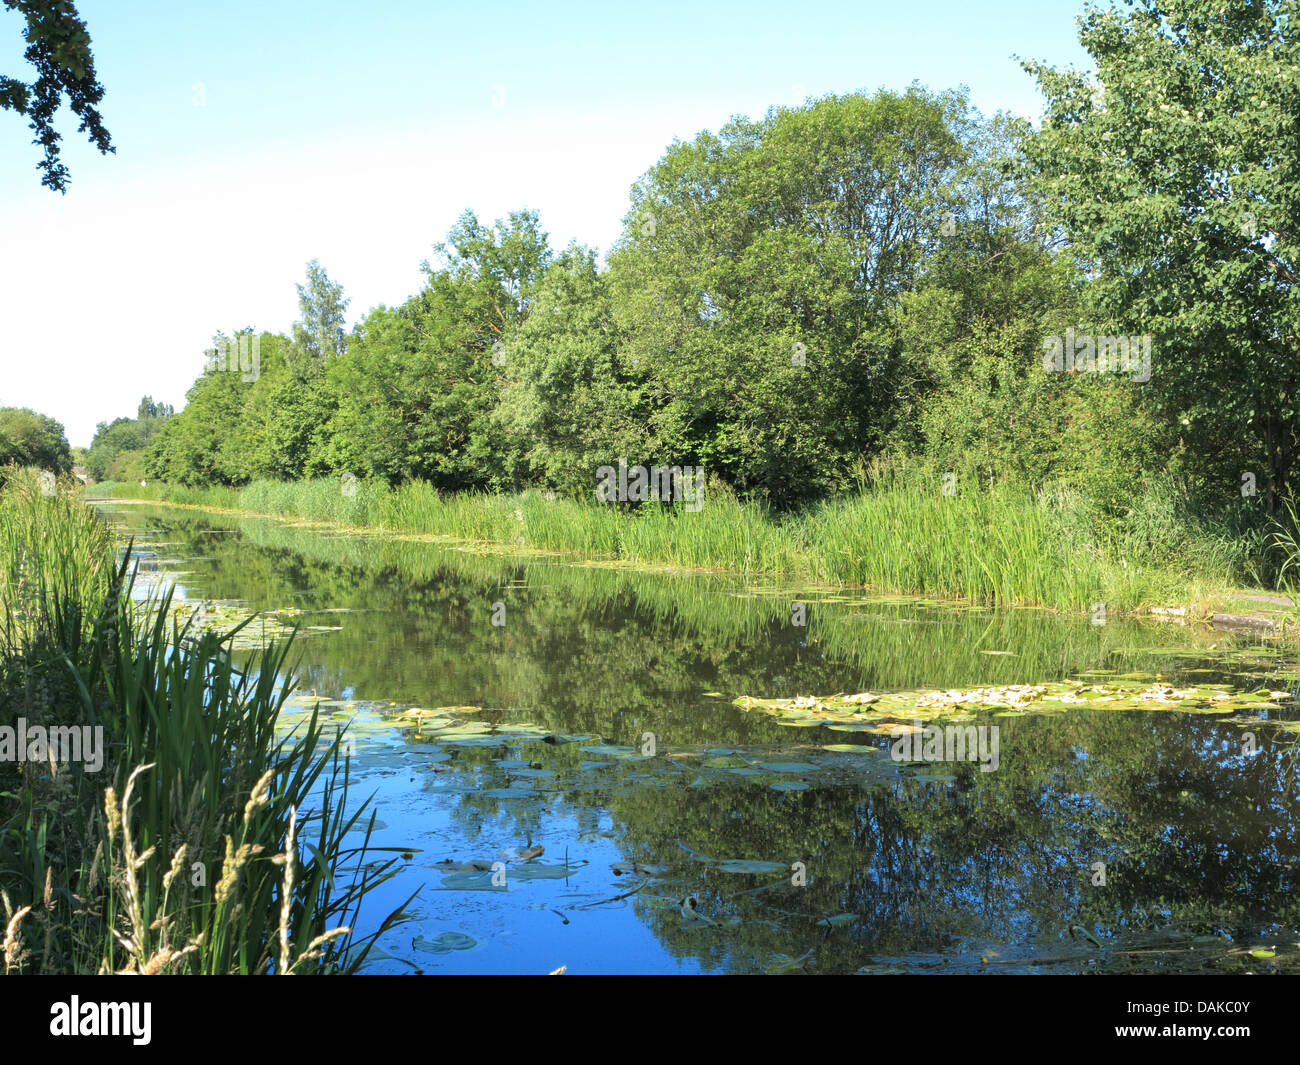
[732,680,1294,732]
[141,597,340,653]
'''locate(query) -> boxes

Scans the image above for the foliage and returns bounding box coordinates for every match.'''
[1022,0,1300,510]
[1,0,114,191]
[0,406,72,472]
[0,472,409,973]
[84,396,173,482]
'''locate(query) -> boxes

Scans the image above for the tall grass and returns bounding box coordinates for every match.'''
[1,471,409,973]
[800,481,1108,608]
[88,471,1275,613]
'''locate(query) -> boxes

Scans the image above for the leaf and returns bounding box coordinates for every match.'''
[412,931,477,954]
[816,913,858,927]
[1070,925,1103,948]
[713,859,789,874]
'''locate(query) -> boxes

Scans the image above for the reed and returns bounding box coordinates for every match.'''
[1,470,410,974]
[88,471,1267,613]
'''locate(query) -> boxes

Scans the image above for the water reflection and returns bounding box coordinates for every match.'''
[97,504,1300,974]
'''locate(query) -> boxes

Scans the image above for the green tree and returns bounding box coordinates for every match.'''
[317,211,553,489]
[85,396,174,481]
[146,336,257,485]
[1022,0,1300,510]
[285,261,350,379]
[495,246,641,495]
[607,88,967,504]
[0,406,71,470]
[1,0,113,191]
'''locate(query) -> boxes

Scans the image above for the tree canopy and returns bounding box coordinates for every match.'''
[0,405,72,470]
[131,15,1300,559]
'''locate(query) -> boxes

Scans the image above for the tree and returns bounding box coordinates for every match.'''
[285,261,350,378]
[0,406,71,470]
[1,0,113,192]
[427,209,553,334]
[1022,0,1300,510]
[495,246,641,495]
[85,396,173,481]
[606,88,967,504]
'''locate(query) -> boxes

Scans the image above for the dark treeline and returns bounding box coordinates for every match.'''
[85,4,1297,572]
[145,90,1112,502]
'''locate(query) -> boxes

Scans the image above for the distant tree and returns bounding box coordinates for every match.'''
[0,406,71,469]
[1,0,114,192]
[85,396,175,480]
[286,261,349,377]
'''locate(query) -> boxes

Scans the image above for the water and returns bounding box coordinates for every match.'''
[97,502,1300,974]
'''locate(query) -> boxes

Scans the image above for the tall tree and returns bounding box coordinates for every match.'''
[1023,0,1300,509]
[607,88,967,503]
[286,260,350,377]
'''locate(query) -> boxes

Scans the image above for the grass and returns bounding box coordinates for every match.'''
[88,470,1294,614]
[1,469,410,974]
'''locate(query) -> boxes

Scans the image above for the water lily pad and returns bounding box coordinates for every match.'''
[770,780,810,791]
[714,859,788,874]
[760,761,819,773]
[509,863,579,881]
[816,913,859,927]
[483,787,538,799]
[413,931,476,954]
[580,744,637,756]
[437,871,507,891]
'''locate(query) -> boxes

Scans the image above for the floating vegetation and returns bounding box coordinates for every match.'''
[732,681,1295,731]
[711,860,789,875]
[412,932,477,954]
[141,596,340,653]
[816,914,859,928]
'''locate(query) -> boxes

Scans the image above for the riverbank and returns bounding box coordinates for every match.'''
[88,478,1298,624]
[0,473,404,973]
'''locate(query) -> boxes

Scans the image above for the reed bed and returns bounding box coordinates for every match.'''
[89,472,1266,613]
[1,470,408,974]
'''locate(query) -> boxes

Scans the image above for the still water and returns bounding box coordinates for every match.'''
[97,502,1300,974]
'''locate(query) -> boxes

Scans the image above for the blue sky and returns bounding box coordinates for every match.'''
[0,0,1096,446]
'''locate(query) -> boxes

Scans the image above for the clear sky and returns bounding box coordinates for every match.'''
[0,0,1097,446]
